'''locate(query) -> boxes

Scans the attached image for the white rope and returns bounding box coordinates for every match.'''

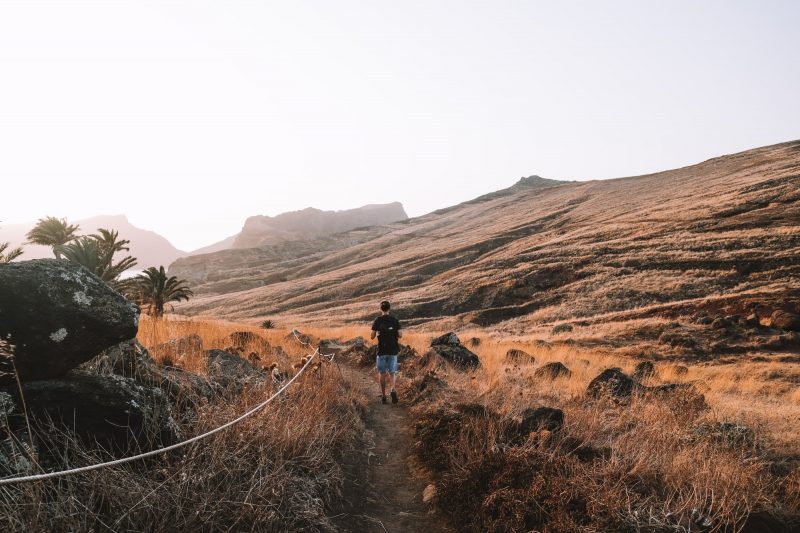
[0,348,319,486]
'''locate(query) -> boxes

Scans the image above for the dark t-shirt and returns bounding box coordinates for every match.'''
[371,314,402,356]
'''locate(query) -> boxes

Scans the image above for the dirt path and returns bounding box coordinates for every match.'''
[332,369,452,533]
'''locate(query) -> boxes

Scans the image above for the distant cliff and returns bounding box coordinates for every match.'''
[232,202,408,248]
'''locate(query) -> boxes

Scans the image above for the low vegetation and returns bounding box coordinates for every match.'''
[0,317,366,531]
[395,331,800,532]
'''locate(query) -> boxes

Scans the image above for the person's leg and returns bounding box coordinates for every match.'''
[389,356,399,403]
[380,372,387,397]
[376,355,388,400]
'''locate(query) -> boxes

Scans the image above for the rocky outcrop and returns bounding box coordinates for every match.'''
[0,259,139,381]
[5,370,180,452]
[633,361,655,380]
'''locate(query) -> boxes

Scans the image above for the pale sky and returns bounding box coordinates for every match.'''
[1,1,798,251]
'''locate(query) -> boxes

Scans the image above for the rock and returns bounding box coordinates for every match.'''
[646,383,707,411]
[551,323,573,334]
[227,331,271,352]
[587,368,636,398]
[692,422,755,448]
[468,337,481,347]
[658,331,697,349]
[696,315,713,325]
[632,361,655,380]
[519,407,564,433]
[673,365,689,376]
[0,429,38,476]
[154,334,203,360]
[532,339,552,350]
[94,339,215,406]
[422,483,437,503]
[4,369,180,452]
[711,317,732,330]
[533,362,571,380]
[206,349,264,392]
[424,344,480,370]
[0,259,140,382]
[505,349,535,364]
[770,310,800,331]
[286,329,312,345]
[431,332,460,347]
[744,313,760,327]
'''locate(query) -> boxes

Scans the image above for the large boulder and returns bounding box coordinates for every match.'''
[770,310,800,331]
[3,369,180,452]
[632,361,656,380]
[0,260,139,381]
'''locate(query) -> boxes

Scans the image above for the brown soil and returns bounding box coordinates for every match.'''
[332,368,452,533]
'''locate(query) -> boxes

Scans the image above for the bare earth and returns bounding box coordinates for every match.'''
[333,368,452,533]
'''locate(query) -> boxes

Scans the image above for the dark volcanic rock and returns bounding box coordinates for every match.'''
[4,369,180,451]
[770,310,800,331]
[468,337,481,347]
[534,362,571,380]
[0,259,140,381]
[519,407,564,433]
[425,344,480,370]
[551,323,573,334]
[206,349,264,391]
[587,368,636,398]
[505,348,535,364]
[431,332,461,347]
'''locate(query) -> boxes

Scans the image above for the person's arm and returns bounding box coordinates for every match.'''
[371,330,377,340]
[371,318,378,340]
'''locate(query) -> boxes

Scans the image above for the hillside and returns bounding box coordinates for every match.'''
[172,141,800,355]
[0,214,187,268]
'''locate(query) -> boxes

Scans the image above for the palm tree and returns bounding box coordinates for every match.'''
[56,230,137,289]
[130,266,193,318]
[0,242,23,263]
[25,217,80,259]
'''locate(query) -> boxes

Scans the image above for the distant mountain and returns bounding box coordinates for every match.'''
[0,214,187,268]
[190,234,238,256]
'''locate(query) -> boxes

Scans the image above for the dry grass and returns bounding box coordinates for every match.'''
[399,330,800,531]
[1,317,367,532]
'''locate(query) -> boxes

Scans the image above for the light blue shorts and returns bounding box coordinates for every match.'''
[376,355,398,374]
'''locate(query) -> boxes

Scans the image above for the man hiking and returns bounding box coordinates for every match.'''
[371,300,402,404]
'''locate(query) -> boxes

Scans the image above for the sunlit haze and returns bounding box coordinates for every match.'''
[2,1,798,250]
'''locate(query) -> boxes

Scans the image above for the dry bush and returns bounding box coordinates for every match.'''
[1,320,366,532]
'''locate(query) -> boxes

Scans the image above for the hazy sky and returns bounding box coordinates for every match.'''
[2,1,798,250]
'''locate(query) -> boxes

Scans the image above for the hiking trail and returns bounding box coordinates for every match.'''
[333,368,452,533]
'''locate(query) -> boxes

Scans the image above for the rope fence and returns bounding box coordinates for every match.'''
[0,344,321,486]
